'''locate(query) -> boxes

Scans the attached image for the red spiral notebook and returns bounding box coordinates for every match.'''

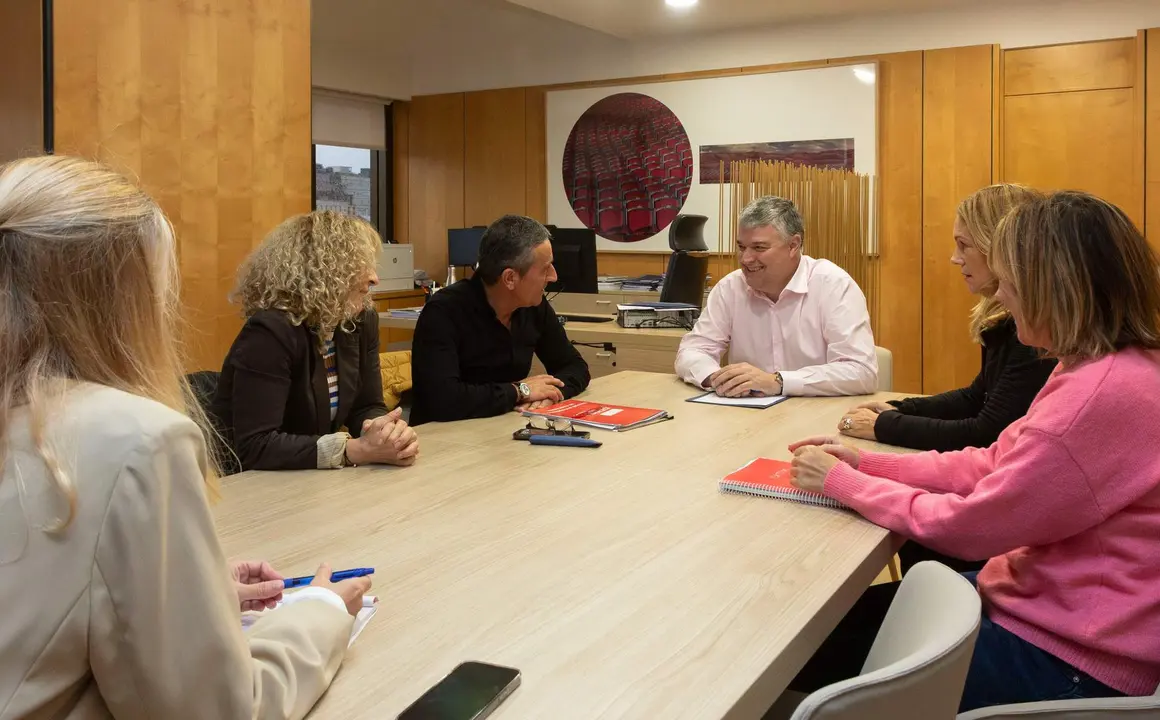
[522,400,671,432]
[719,458,848,509]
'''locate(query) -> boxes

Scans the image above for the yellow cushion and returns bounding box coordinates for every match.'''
[379,350,413,410]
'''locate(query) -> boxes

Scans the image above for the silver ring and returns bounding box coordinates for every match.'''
[842,417,852,430]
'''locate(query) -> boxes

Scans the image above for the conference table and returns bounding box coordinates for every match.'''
[214,371,910,719]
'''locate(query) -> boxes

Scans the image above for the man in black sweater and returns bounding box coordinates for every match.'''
[410,215,591,425]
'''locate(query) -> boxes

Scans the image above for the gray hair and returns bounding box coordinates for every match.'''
[738,196,804,245]
[475,214,550,285]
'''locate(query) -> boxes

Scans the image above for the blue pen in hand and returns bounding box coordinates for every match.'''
[282,567,375,589]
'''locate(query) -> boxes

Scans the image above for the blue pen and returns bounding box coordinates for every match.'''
[282,567,375,589]
[529,434,602,448]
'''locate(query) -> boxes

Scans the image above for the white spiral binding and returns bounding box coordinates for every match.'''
[719,481,845,509]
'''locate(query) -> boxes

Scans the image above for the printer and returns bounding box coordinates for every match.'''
[376,243,414,292]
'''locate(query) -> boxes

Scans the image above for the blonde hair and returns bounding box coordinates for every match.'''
[991,190,1160,364]
[231,210,380,337]
[957,183,1043,341]
[0,155,218,532]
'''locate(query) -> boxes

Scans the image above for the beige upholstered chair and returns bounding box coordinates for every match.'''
[956,684,1160,719]
[789,561,981,720]
[875,346,893,392]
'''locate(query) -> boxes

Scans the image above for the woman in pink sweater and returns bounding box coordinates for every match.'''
[787,191,1160,711]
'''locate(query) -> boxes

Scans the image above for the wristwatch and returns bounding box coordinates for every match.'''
[773,371,784,394]
[514,382,531,401]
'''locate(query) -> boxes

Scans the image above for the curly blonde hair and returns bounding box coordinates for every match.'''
[232,211,381,336]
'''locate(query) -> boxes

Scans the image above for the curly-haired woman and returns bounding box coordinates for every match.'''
[212,211,418,472]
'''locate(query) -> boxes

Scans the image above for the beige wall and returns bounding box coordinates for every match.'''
[314,0,1160,98]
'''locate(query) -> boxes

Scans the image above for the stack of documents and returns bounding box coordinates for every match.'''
[387,307,423,319]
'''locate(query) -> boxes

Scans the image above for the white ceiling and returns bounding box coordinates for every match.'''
[501,0,1018,39]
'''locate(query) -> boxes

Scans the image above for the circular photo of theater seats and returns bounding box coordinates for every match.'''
[562,92,692,243]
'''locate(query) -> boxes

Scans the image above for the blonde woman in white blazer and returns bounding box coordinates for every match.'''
[0,156,370,720]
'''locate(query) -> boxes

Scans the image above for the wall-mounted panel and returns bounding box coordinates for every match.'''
[407,93,465,277]
[1147,29,1160,253]
[922,45,994,396]
[867,52,924,394]
[1004,38,1135,96]
[465,88,528,226]
[0,0,44,163]
[53,0,312,371]
[1004,89,1140,225]
[525,87,548,222]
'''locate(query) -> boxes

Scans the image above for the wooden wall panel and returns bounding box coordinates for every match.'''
[1004,39,1135,96]
[525,87,548,222]
[464,88,527,225]
[922,46,994,396]
[407,93,465,277]
[53,0,312,371]
[1147,29,1160,253]
[869,52,925,394]
[596,252,669,279]
[1004,89,1140,223]
[0,0,44,163]
[393,101,411,245]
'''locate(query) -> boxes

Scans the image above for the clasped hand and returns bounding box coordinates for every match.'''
[346,407,419,466]
[787,436,861,493]
[705,362,781,397]
[837,401,895,440]
[515,374,565,412]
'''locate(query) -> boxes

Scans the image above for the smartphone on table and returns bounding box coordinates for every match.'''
[396,661,521,720]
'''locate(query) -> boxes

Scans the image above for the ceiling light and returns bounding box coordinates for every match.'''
[853,67,876,85]
[666,0,698,8]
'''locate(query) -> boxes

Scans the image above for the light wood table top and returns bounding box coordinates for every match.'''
[379,311,689,350]
[215,372,910,720]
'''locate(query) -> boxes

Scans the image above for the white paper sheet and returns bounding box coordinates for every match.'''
[242,595,378,648]
[686,392,788,409]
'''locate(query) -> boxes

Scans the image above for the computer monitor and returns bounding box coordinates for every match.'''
[447,227,486,267]
[660,252,710,309]
[546,227,598,294]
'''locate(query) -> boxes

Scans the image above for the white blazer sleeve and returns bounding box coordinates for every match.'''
[88,421,354,720]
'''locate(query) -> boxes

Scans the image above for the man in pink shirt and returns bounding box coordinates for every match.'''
[675,196,877,397]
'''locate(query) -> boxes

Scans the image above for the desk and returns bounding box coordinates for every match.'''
[379,312,686,377]
[215,371,907,720]
[371,288,428,349]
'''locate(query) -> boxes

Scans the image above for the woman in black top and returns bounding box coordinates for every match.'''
[212,211,419,473]
[837,184,1056,571]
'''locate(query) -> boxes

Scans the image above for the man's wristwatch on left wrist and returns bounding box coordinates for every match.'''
[513,382,531,402]
[773,371,784,394]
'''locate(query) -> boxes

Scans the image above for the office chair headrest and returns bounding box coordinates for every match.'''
[668,214,709,252]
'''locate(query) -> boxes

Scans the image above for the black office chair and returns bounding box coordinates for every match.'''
[184,370,239,475]
[659,214,710,309]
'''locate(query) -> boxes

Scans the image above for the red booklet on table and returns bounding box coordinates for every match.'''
[719,458,847,510]
[522,400,671,432]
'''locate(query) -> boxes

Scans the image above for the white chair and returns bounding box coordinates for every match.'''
[789,561,981,720]
[875,346,893,392]
[957,684,1160,719]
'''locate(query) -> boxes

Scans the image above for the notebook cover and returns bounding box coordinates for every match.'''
[719,458,847,509]
[527,400,667,428]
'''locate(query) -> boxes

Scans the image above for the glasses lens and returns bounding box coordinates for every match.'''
[528,417,550,430]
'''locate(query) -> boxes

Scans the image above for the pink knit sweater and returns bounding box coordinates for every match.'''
[825,347,1160,696]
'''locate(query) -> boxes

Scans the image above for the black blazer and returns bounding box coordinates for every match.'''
[874,317,1056,452]
[211,308,388,471]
